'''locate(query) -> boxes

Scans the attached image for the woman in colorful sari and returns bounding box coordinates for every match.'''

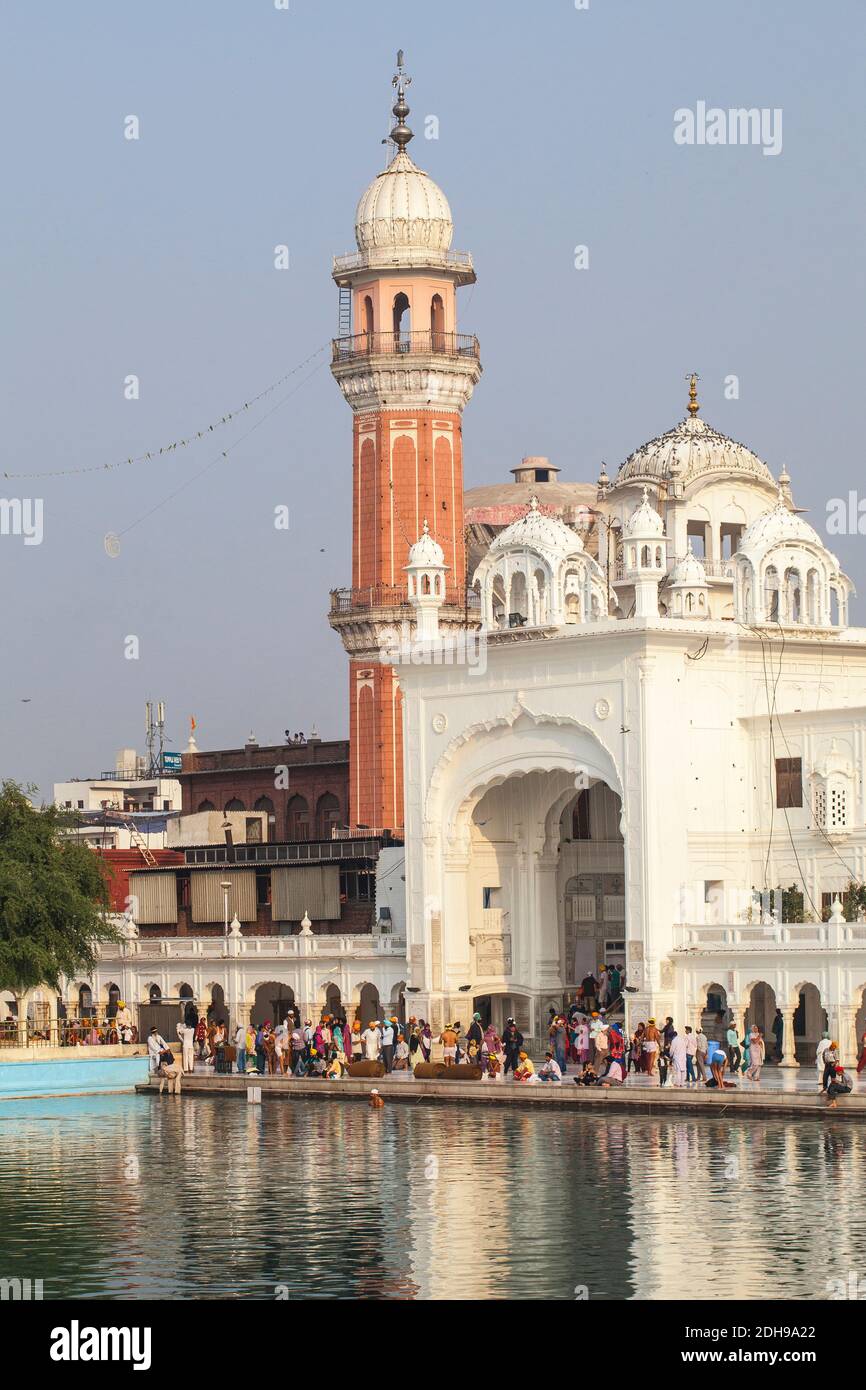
[420,1022,432,1062]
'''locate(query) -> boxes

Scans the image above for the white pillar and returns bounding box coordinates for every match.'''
[778,1007,798,1068]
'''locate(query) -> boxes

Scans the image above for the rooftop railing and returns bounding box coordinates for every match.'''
[104,934,407,960]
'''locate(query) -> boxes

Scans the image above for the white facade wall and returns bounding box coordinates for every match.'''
[396,617,866,1050]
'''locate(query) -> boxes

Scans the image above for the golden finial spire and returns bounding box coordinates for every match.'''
[686,372,700,417]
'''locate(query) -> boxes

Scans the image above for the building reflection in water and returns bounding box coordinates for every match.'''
[0,1096,865,1300]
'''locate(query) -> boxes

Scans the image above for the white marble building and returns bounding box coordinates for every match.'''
[394,379,866,1062]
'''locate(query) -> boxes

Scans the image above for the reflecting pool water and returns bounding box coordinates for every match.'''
[0,1094,861,1299]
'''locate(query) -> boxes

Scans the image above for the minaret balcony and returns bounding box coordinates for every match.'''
[333,247,475,284]
[332,329,480,366]
[329,583,478,614]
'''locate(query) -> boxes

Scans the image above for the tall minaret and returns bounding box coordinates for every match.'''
[329,54,482,831]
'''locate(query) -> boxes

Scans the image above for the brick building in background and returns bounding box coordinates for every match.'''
[178,732,349,841]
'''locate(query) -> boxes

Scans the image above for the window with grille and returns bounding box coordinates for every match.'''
[814,780,850,831]
[775,757,802,808]
[814,785,827,827]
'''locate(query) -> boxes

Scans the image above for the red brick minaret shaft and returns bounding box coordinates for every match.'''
[329,57,481,831]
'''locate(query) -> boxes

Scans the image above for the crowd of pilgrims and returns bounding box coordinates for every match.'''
[144,999,859,1105]
[166,1000,640,1084]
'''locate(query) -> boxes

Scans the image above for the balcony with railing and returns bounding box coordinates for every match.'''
[329,583,480,616]
[333,247,475,279]
[331,330,480,366]
[613,550,736,582]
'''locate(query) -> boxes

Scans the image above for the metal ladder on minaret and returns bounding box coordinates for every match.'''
[338,285,352,339]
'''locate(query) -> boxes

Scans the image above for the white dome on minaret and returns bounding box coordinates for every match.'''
[623,486,665,539]
[354,57,453,254]
[355,150,454,253]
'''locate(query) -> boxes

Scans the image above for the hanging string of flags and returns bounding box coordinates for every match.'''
[2,343,329,480]
[113,356,328,541]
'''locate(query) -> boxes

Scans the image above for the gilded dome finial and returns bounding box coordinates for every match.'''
[686,372,700,417]
[390,50,413,152]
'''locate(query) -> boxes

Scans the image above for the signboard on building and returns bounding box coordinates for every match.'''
[162,753,182,773]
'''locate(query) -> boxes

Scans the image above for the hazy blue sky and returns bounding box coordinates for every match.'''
[2,0,864,799]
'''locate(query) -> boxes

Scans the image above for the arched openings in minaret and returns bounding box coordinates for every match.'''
[355,681,375,828]
[391,434,418,581]
[356,435,376,587]
[363,295,374,344]
[393,292,410,346]
[431,293,445,351]
[432,434,455,577]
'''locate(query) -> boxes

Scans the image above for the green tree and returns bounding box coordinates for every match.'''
[0,781,121,996]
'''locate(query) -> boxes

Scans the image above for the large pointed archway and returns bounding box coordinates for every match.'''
[411,705,632,1045]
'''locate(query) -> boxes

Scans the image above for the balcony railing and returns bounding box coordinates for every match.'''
[102,934,407,960]
[331,330,480,365]
[613,552,736,582]
[333,248,474,276]
[673,921,866,950]
[330,584,480,615]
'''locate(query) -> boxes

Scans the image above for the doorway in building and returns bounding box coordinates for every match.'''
[252,983,295,1027]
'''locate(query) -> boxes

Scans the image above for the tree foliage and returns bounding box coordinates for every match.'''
[0,781,120,994]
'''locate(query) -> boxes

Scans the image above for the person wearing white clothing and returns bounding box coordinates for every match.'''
[816,1032,832,1081]
[147,1027,168,1074]
[669,1031,688,1086]
[684,1026,698,1083]
[176,1021,195,1074]
[381,1020,395,1072]
[361,1023,382,1061]
[537,1053,563,1083]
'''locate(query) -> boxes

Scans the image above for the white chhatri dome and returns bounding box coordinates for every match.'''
[355,149,454,253]
[405,519,446,570]
[669,543,708,588]
[489,495,585,561]
[738,495,826,560]
[623,486,665,539]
